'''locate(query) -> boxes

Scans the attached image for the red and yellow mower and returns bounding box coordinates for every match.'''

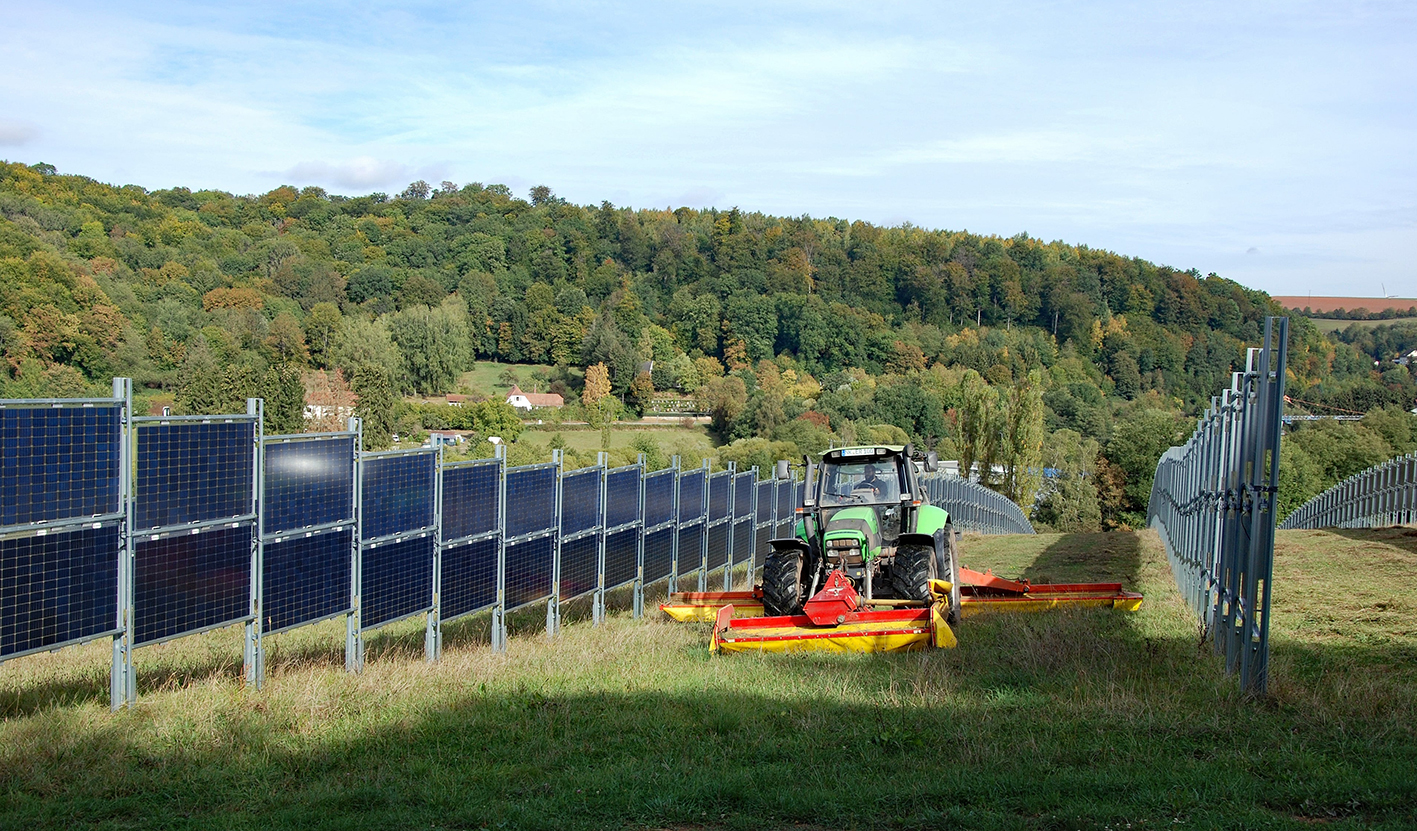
[661,446,1142,654]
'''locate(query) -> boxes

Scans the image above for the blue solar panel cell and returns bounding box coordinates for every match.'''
[136,422,254,531]
[558,535,598,602]
[361,534,434,628]
[0,405,122,528]
[263,436,355,536]
[560,469,600,537]
[135,524,252,646]
[708,472,730,522]
[361,452,435,540]
[441,537,497,619]
[642,470,675,528]
[677,524,704,576]
[732,521,753,571]
[642,527,673,584]
[605,468,640,528]
[504,536,553,610]
[733,473,753,518]
[262,529,353,633]
[604,527,637,589]
[707,522,730,571]
[0,525,119,657]
[756,481,772,522]
[441,463,499,542]
[505,466,555,538]
[679,471,704,522]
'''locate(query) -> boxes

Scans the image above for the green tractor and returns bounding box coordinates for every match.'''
[762,445,961,622]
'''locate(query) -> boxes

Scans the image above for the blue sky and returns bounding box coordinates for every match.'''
[1,1,1413,297]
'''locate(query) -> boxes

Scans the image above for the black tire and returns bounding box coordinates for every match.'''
[762,547,805,617]
[891,543,937,603]
[942,524,962,625]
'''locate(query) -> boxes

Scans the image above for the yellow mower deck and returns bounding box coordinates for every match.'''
[664,567,1142,654]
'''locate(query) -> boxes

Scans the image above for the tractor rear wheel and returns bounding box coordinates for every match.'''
[762,547,805,616]
[891,543,937,603]
[941,524,962,624]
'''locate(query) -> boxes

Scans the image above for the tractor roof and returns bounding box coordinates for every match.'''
[820,445,907,463]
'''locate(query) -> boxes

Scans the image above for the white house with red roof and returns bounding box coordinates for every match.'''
[505,384,564,411]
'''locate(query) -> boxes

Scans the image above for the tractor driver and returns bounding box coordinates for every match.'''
[854,464,894,500]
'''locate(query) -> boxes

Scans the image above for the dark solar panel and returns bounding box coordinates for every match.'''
[679,471,704,522]
[504,536,553,610]
[135,524,251,645]
[505,466,555,538]
[756,481,772,522]
[642,527,673,584]
[604,527,637,589]
[441,537,497,620]
[707,522,730,571]
[262,528,353,633]
[732,521,753,572]
[677,524,704,577]
[263,436,355,536]
[361,452,435,540]
[361,534,434,628]
[642,470,674,528]
[560,469,600,537]
[136,421,254,531]
[733,472,753,518]
[0,405,121,528]
[708,472,730,522]
[605,467,641,529]
[558,535,598,602]
[0,525,119,657]
[441,462,499,542]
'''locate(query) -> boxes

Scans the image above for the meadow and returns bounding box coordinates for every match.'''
[0,528,1413,829]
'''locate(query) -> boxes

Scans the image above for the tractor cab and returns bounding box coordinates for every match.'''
[811,447,915,570]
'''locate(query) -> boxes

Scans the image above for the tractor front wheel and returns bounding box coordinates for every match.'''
[762,547,805,617]
[891,543,937,604]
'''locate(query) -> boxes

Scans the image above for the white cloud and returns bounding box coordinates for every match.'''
[0,119,38,147]
[283,158,413,190]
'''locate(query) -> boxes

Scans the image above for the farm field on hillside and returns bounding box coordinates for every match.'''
[1308,316,1417,334]
[1,530,1414,829]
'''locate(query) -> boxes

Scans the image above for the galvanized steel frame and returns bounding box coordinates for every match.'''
[1280,452,1417,530]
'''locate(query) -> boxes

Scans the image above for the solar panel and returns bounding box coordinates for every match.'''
[560,468,601,538]
[605,467,641,529]
[505,466,555,539]
[136,421,254,531]
[361,452,435,540]
[0,524,120,658]
[733,472,753,518]
[441,462,499,543]
[558,535,598,602]
[441,537,497,620]
[361,534,434,628]
[756,481,772,523]
[263,436,355,536]
[135,524,252,646]
[708,472,730,522]
[642,527,673,584]
[677,524,704,577]
[604,527,638,589]
[679,471,704,522]
[262,528,353,634]
[504,536,553,610]
[0,405,121,528]
[707,522,730,571]
[642,470,675,528]
[732,521,753,572]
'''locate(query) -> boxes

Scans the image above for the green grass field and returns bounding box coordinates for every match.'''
[1307,316,1417,334]
[454,362,574,399]
[1,528,1414,829]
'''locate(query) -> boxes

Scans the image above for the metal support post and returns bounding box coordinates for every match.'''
[548,449,563,638]
[593,451,608,626]
[347,417,365,673]
[668,455,681,594]
[244,398,264,689]
[491,443,509,652]
[426,444,444,662]
[633,452,646,619]
[724,461,736,592]
[698,458,710,592]
[111,377,136,710]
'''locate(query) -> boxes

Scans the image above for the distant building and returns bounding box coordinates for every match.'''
[446,394,468,407]
[505,385,563,411]
[424,430,465,448]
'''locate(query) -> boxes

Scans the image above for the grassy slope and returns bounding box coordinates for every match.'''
[1308,317,1417,334]
[1,530,1414,830]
